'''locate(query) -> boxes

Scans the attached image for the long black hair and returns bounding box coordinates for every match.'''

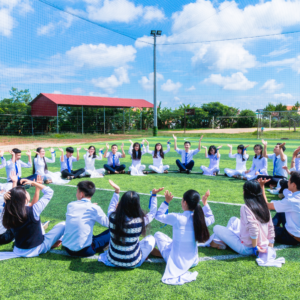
[183,190,210,243]
[2,187,28,229]
[254,144,263,159]
[237,144,247,161]
[243,181,270,223]
[208,145,217,156]
[153,143,164,159]
[110,191,146,244]
[88,145,97,158]
[132,142,142,160]
[33,147,48,174]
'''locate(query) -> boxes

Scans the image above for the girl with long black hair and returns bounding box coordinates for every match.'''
[82,145,105,178]
[33,147,68,185]
[98,180,164,268]
[146,139,171,174]
[211,180,275,256]
[200,145,222,176]
[128,140,147,175]
[224,144,249,178]
[242,144,268,180]
[152,189,214,285]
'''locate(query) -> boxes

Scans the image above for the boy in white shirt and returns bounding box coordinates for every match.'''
[59,147,85,180]
[173,134,203,174]
[260,172,300,245]
[62,181,111,257]
[5,148,37,185]
[103,143,126,174]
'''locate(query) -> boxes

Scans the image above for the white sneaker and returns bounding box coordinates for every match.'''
[268,189,280,195]
[42,221,50,230]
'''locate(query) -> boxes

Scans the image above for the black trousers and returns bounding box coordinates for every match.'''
[61,168,85,179]
[256,175,286,187]
[0,229,14,246]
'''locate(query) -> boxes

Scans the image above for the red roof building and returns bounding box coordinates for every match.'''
[29,93,153,116]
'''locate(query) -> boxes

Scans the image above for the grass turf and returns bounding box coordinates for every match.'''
[0,136,299,299]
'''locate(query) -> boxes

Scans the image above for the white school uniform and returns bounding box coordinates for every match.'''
[128,145,147,176]
[82,151,105,178]
[0,157,6,169]
[242,155,268,181]
[176,148,199,164]
[106,151,122,167]
[0,187,65,261]
[98,194,157,268]
[154,201,215,285]
[200,154,221,176]
[0,183,13,235]
[268,153,288,178]
[147,143,170,173]
[6,159,32,182]
[224,153,249,177]
[290,157,300,172]
[60,155,77,172]
[34,152,69,185]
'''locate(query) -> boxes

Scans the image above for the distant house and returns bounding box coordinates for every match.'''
[286,106,300,114]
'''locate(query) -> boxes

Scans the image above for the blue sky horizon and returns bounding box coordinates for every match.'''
[0,0,300,111]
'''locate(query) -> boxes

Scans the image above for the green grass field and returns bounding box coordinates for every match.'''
[0,136,300,299]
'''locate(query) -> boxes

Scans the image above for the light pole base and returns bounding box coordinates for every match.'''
[153,126,158,136]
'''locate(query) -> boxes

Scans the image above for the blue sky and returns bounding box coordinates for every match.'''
[0,0,300,111]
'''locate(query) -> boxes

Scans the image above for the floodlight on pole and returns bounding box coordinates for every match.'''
[150,30,162,136]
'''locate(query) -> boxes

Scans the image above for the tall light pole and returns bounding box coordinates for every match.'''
[150,30,161,136]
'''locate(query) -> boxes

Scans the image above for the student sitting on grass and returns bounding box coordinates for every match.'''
[103,143,126,174]
[224,144,249,178]
[146,139,171,174]
[6,148,37,185]
[62,181,111,257]
[33,147,68,185]
[242,144,268,181]
[128,140,147,175]
[59,147,85,180]
[211,180,275,257]
[200,145,222,176]
[256,140,288,187]
[0,179,65,261]
[98,180,164,268]
[82,146,105,178]
[173,134,203,174]
[260,172,300,246]
[152,189,214,285]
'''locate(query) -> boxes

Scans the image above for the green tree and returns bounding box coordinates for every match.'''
[236,109,257,128]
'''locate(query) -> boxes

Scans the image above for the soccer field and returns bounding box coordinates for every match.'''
[0,136,300,299]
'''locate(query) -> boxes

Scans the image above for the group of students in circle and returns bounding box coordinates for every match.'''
[0,135,300,285]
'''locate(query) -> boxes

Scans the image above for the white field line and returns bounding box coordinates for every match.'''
[50,245,292,263]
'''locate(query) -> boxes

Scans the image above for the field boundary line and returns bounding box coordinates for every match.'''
[50,245,292,263]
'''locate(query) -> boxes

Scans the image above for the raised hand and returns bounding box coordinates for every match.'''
[26,150,31,156]
[0,150,4,157]
[202,190,210,206]
[293,146,300,157]
[8,150,15,156]
[244,145,250,149]
[77,147,81,151]
[199,135,204,141]
[121,143,124,149]
[257,178,271,187]
[50,148,54,152]
[58,148,64,152]
[129,140,133,145]
[4,191,11,202]
[152,187,164,194]
[20,179,33,186]
[109,180,120,193]
[99,148,103,151]
[9,170,18,183]
[164,190,173,203]
[217,145,222,149]
[227,144,232,148]
[202,146,207,149]
[106,143,109,150]
[173,134,177,140]
[36,175,43,184]
[84,148,89,151]
[262,139,267,146]
[167,139,171,143]
[279,142,286,149]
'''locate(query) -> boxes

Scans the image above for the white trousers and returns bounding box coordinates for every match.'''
[129,165,146,176]
[224,168,244,178]
[149,165,170,174]
[154,232,173,262]
[138,235,156,265]
[83,168,105,178]
[213,218,252,256]
[200,166,219,176]
[242,170,258,181]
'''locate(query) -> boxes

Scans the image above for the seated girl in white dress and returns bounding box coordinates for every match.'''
[145,139,171,174]
[128,140,147,176]
[152,189,215,285]
[33,147,69,185]
[82,145,105,178]
[200,145,222,176]
[224,144,249,178]
[242,144,268,181]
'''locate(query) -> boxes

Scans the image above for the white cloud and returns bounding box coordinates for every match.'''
[263,48,290,57]
[264,55,300,74]
[161,79,182,93]
[91,67,130,94]
[84,0,165,23]
[37,13,74,36]
[203,72,257,90]
[72,88,85,94]
[89,91,109,97]
[138,72,164,90]
[186,86,196,91]
[174,96,180,101]
[66,43,136,68]
[53,91,62,94]
[274,93,294,100]
[0,0,33,37]
[260,79,284,93]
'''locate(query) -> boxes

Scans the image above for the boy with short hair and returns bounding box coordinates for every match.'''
[103,143,126,174]
[59,147,85,180]
[173,134,203,174]
[5,148,37,185]
[259,172,300,246]
[62,181,111,257]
